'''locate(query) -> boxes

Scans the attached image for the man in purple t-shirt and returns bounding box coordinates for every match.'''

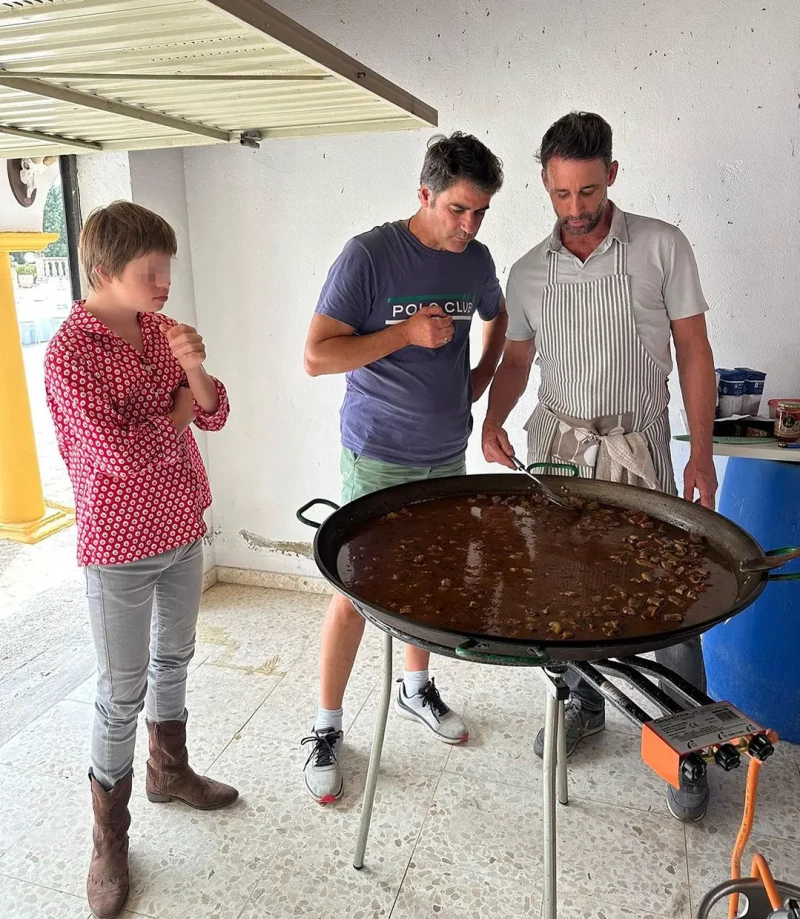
[302,132,508,804]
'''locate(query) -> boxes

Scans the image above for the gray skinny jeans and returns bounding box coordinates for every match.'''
[85,539,203,789]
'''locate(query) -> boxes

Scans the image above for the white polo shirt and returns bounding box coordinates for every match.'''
[505,203,708,375]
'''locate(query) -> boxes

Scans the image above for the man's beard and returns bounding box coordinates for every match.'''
[559,197,607,237]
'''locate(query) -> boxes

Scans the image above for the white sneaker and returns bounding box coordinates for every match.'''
[301,728,344,804]
[394,677,468,744]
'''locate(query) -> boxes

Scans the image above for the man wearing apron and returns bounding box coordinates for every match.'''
[482,112,718,821]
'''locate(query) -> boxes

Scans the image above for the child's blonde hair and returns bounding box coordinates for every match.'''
[80,200,177,290]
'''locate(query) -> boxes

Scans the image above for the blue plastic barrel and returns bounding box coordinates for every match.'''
[703,458,800,743]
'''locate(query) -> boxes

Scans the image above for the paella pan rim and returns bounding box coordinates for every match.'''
[308,473,770,661]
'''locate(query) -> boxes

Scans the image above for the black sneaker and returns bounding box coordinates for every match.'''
[533,700,605,759]
[301,728,344,805]
[667,775,710,822]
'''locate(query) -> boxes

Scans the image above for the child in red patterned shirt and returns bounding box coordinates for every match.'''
[44,201,237,919]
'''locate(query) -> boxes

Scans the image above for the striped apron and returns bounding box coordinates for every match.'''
[525,239,676,495]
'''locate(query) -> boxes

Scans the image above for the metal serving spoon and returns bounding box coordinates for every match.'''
[511,456,575,510]
[740,546,800,574]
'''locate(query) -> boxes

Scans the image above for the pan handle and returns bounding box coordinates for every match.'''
[455,639,550,666]
[296,498,340,529]
[527,461,580,478]
[740,546,800,582]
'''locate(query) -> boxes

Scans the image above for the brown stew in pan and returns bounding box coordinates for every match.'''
[338,492,739,643]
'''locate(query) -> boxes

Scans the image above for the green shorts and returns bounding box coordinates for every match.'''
[340,448,467,504]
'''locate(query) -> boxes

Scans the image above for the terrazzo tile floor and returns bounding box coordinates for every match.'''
[1,580,799,918]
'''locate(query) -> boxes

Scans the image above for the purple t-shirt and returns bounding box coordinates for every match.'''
[315,221,503,466]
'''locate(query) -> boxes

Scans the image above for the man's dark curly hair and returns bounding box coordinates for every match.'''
[420,131,504,196]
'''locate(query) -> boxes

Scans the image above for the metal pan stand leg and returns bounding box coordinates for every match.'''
[537,664,570,919]
[557,699,568,806]
[353,631,393,870]
[542,689,558,919]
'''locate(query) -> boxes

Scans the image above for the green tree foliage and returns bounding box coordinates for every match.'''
[42,180,68,258]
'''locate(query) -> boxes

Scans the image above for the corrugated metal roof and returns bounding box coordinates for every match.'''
[0,0,437,157]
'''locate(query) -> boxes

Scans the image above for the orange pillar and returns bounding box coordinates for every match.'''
[0,232,74,542]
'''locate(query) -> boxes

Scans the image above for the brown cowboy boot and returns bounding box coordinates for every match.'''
[145,715,238,809]
[87,770,132,919]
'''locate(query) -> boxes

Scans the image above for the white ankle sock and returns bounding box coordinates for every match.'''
[403,669,430,697]
[314,706,343,733]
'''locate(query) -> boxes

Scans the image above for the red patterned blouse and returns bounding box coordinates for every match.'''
[44,301,229,567]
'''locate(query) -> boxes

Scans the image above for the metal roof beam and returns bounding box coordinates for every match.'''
[0,73,235,142]
[203,0,438,127]
[255,117,433,140]
[0,71,331,83]
[0,121,101,150]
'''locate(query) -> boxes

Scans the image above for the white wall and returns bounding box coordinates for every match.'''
[177,0,800,576]
[76,152,132,217]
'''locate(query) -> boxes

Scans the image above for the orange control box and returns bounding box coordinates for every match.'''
[641,702,776,788]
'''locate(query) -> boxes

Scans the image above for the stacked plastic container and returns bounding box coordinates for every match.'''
[715,368,766,417]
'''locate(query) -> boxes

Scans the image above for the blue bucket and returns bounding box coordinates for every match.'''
[703,458,800,742]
